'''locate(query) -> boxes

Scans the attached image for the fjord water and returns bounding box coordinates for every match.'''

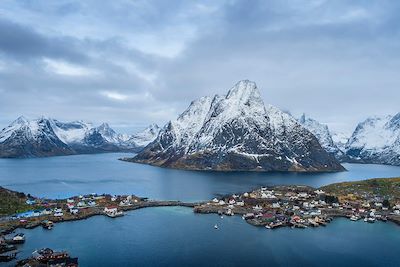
[1,153,400,267]
[6,207,400,267]
[0,153,400,201]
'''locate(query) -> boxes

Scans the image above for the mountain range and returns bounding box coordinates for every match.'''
[297,113,400,166]
[128,80,344,172]
[345,114,400,166]
[0,117,160,158]
[1,80,399,169]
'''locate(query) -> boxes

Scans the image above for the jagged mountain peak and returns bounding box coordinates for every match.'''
[0,116,161,158]
[129,124,161,148]
[297,114,345,160]
[145,124,160,134]
[226,80,262,105]
[11,116,29,125]
[131,81,343,172]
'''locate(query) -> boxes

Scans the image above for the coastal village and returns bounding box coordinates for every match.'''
[0,177,399,264]
[0,187,195,264]
[194,178,400,229]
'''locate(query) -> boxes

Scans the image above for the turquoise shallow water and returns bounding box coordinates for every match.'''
[1,153,400,266]
[3,207,400,267]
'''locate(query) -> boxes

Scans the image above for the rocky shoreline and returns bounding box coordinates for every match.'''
[193,180,400,229]
[0,189,201,235]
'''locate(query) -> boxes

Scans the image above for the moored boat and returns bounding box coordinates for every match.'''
[350,215,360,221]
[6,233,25,244]
[42,220,54,230]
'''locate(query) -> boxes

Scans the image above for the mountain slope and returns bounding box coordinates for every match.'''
[298,114,345,160]
[128,124,160,147]
[0,117,75,157]
[129,80,344,172]
[0,118,160,158]
[345,114,400,166]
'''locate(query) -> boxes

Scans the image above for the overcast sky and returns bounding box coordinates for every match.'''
[0,0,399,134]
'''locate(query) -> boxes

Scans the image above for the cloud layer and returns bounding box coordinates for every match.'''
[0,0,399,134]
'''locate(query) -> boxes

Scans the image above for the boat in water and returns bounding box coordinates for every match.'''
[42,220,54,230]
[6,233,25,244]
[350,215,360,221]
[16,248,78,267]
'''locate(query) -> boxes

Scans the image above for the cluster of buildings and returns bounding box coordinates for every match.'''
[196,185,400,229]
[4,193,143,230]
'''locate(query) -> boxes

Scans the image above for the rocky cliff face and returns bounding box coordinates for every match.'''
[298,114,346,161]
[345,114,400,166]
[130,80,344,172]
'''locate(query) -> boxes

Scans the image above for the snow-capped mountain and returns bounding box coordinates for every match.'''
[345,113,400,166]
[50,120,92,144]
[298,114,345,160]
[128,124,160,147]
[130,80,344,172]
[0,116,74,157]
[331,130,350,152]
[0,117,160,158]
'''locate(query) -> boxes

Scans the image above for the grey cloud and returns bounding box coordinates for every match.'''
[1,0,400,134]
[0,18,87,63]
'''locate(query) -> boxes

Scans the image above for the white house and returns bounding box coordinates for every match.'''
[104,206,118,214]
[54,211,64,217]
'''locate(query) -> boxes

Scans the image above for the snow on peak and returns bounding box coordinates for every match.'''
[297,114,343,157]
[226,80,261,104]
[133,80,343,171]
[11,116,29,126]
[345,113,400,165]
[129,124,161,147]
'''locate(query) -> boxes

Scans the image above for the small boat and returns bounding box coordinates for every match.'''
[105,211,124,218]
[368,217,376,223]
[42,220,54,230]
[6,233,25,244]
[214,224,218,229]
[364,217,368,222]
[350,215,359,221]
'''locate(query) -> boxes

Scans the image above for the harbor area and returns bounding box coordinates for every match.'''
[194,180,400,229]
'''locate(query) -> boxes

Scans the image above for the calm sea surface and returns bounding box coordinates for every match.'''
[0,153,399,266]
[0,153,400,201]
